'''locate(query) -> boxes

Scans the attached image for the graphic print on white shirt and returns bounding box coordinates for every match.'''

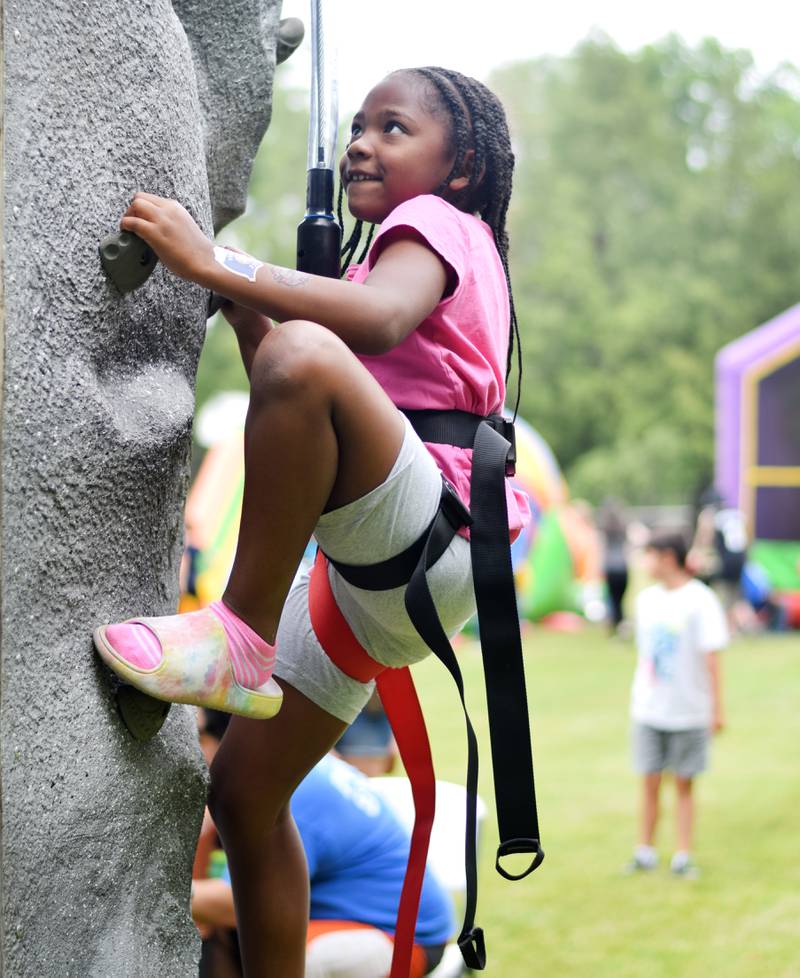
[645,622,681,682]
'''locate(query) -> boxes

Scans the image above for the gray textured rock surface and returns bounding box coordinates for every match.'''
[0,1,281,974]
[175,0,283,232]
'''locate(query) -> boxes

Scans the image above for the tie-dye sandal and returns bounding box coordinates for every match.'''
[93,607,283,720]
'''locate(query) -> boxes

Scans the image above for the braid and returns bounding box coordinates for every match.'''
[356,223,377,264]
[337,182,369,276]
[408,68,521,406]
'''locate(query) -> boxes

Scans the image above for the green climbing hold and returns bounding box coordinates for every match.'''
[116,683,170,742]
[99,230,158,294]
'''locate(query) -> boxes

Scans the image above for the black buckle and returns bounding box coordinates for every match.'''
[486,415,516,476]
[458,927,486,970]
[495,838,545,880]
[440,478,473,531]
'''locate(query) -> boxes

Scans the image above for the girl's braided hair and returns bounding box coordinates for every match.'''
[337,67,522,401]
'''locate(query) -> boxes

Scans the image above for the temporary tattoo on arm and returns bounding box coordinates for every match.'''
[213,246,264,283]
[269,265,310,288]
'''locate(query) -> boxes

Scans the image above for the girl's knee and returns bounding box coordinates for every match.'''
[209,757,293,837]
[249,320,346,404]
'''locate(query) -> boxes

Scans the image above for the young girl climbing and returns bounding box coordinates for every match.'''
[95,67,529,978]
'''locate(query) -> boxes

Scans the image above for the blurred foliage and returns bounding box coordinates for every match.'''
[493,34,800,503]
[196,37,800,504]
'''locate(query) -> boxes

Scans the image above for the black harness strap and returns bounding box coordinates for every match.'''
[326,407,543,970]
[325,477,466,591]
[401,410,544,879]
[469,419,544,880]
[402,494,486,970]
[401,409,517,467]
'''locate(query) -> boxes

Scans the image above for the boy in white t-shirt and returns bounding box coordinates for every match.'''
[627,532,728,878]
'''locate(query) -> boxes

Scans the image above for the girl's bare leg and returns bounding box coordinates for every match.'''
[210,686,347,978]
[221,318,405,642]
[211,319,406,977]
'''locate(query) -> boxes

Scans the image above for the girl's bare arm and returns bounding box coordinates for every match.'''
[121,193,448,356]
[191,878,237,930]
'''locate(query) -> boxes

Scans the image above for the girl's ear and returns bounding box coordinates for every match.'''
[447,148,483,193]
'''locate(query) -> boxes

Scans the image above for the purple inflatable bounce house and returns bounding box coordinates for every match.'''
[716,303,800,596]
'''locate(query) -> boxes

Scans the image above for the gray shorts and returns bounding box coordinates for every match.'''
[631,723,710,778]
[273,416,476,724]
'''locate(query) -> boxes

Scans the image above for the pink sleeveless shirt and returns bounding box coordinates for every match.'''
[347,194,530,539]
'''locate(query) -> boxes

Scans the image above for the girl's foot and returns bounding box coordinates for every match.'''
[94,602,283,720]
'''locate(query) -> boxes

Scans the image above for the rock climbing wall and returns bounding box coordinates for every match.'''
[0,2,286,974]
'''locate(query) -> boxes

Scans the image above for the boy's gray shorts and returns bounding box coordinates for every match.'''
[631,723,710,778]
[274,416,476,725]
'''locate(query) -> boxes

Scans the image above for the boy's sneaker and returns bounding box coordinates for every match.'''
[670,852,700,879]
[623,846,658,874]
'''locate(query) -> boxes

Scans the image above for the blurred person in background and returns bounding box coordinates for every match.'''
[334,690,397,777]
[689,490,748,630]
[740,560,787,632]
[597,498,630,636]
[194,709,243,978]
[193,709,454,978]
[626,532,728,879]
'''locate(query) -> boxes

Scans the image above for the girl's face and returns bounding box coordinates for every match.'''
[340,73,456,224]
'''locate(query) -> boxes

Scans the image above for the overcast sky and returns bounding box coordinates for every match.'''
[278,0,798,113]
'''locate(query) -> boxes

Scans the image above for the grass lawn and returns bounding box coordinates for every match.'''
[409,627,800,978]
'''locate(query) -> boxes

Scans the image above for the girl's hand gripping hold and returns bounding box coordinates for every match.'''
[121,192,214,283]
[119,193,451,357]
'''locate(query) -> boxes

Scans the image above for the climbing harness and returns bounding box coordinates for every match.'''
[308,409,544,977]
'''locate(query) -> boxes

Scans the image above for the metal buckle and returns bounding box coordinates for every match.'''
[440,478,473,530]
[486,415,517,477]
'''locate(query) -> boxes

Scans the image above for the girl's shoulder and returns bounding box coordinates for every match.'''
[350,195,497,286]
[377,195,492,273]
[384,194,480,237]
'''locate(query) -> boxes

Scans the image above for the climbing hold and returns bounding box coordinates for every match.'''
[208,291,226,317]
[99,230,158,293]
[277,17,304,64]
[116,683,171,741]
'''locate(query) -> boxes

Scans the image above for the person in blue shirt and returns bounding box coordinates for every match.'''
[193,710,454,978]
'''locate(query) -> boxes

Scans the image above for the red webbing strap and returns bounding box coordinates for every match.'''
[308,551,436,978]
[376,667,436,978]
[308,551,385,683]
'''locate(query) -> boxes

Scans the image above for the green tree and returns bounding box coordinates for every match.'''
[494,36,800,503]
